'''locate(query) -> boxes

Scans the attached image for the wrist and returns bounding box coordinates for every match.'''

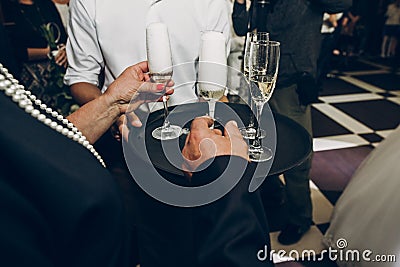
[98,94,121,120]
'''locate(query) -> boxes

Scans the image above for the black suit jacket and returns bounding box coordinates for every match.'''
[0,92,130,267]
[132,155,274,267]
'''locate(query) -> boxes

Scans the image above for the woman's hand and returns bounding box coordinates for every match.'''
[104,61,174,142]
[54,45,68,68]
[104,61,174,115]
[67,61,173,144]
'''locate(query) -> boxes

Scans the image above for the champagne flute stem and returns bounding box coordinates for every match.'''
[249,97,255,128]
[162,95,170,129]
[253,101,264,148]
[208,99,216,129]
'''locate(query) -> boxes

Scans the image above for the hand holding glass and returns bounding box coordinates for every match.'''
[146,22,182,140]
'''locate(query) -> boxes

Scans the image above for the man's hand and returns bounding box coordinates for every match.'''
[182,117,249,176]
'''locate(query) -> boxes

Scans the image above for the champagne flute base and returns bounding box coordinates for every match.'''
[239,126,266,140]
[152,125,183,140]
[248,146,273,162]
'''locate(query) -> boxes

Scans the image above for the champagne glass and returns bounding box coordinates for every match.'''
[240,32,269,139]
[198,31,227,124]
[248,40,280,162]
[147,22,182,140]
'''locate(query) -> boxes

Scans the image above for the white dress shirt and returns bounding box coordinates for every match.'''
[65,0,231,108]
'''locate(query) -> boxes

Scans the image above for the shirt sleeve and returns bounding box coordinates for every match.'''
[206,0,232,57]
[64,0,104,86]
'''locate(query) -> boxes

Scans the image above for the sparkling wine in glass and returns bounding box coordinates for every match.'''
[198,31,227,124]
[146,22,182,140]
[248,40,280,162]
[197,68,227,122]
[240,32,269,139]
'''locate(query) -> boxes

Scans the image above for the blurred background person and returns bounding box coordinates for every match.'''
[6,0,76,116]
[52,0,69,30]
[380,0,400,58]
[232,0,351,245]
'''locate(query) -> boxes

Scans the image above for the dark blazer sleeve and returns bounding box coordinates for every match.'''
[0,93,130,267]
[232,1,250,36]
[192,156,274,267]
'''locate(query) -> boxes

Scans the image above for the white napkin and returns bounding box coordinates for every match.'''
[198,31,227,94]
[146,22,172,74]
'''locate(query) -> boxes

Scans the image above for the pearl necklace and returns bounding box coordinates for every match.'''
[0,64,106,168]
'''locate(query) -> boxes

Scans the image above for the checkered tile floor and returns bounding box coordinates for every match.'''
[270,56,400,266]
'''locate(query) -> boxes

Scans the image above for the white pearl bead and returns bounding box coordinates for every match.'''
[0,82,7,90]
[68,131,74,138]
[56,125,64,132]
[50,121,58,129]
[87,144,93,150]
[31,109,40,118]
[35,99,41,105]
[4,80,11,86]
[19,99,28,108]
[44,118,52,125]
[30,95,36,101]
[62,128,69,135]
[2,67,8,73]
[15,89,23,95]
[11,79,19,84]
[45,108,52,113]
[12,94,21,102]
[40,104,47,110]
[5,88,14,96]
[57,115,64,121]
[37,114,46,121]
[67,122,74,128]
[0,74,4,80]
[6,74,13,79]
[73,134,80,141]
[80,136,86,141]
[51,111,58,117]
[62,119,69,124]
[72,127,78,133]
[78,137,85,144]
[83,140,89,147]
[25,105,34,113]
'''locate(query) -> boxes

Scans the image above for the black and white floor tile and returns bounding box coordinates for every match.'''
[268,56,400,266]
